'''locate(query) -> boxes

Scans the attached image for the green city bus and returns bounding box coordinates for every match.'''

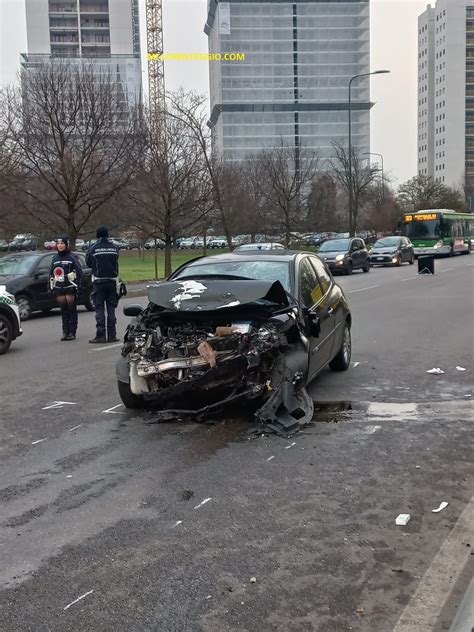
[401,209,474,256]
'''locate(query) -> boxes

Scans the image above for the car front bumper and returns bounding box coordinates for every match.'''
[370,254,399,264]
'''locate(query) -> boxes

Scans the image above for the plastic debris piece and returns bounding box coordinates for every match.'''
[432,501,448,513]
[456,366,467,371]
[355,608,365,615]
[426,368,444,375]
[197,341,217,368]
[395,514,411,526]
[415,465,421,469]
[250,577,257,583]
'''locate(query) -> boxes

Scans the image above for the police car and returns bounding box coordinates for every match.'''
[0,287,22,354]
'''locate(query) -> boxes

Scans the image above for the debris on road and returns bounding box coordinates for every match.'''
[432,501,448,513]
[415,465,421,469]
[31,439,47,445]
[395,514,411,526]
[250,577,257,583]
[180,489,194,501]
[355,607,365,616]
[426,368,445,375]
[285,442,296,449]
[194,497,212,510]
[456,366,467,371]
[63,589,94,611]
[391,568,405,573]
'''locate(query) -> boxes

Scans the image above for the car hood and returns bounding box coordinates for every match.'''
[0,275,19,284]
[147,279,290,311]
[372,247,399,254]
[319,251,347,260]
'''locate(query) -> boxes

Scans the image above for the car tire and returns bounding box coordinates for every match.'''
[329,322,351,372]
[16,295,33,321]
[409,254,415,264]
[84,289,94,312]
[118,380,144,409]
[0,314,13,355]
[363,259,370,273]
[344,262,353,275]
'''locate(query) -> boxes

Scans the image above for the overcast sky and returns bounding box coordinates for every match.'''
[0,0,426,185]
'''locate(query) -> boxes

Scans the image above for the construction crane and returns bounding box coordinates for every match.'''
[145,0,165,118]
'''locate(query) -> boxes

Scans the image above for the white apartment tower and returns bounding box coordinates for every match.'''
[418,0,473,190]
[22,0,142,106]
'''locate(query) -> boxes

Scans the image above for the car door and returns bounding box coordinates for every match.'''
[31,254,55,308]
[349,239,360,269]
[401,238,410,261]
[298,257,336,378]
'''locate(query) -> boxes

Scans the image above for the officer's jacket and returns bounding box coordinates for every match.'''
[49,252,83,290]
[86,239,119,280]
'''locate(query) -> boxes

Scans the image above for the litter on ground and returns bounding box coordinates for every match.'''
[456,366,467,371]
[426,368,445,375]
[395,514,411,526]
[432,501,448,513]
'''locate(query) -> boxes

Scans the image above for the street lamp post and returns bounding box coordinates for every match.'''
[364,151,385,200]
[348,70,390,236]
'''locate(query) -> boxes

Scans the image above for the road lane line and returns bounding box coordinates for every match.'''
[347,285,379,294]
[439,267,454,273]
[392,494,474,632]
[194,497,212,510]
[63,589,94,611]
[401,276,419,282]
[68,424,83,432]
[88,342,122,353]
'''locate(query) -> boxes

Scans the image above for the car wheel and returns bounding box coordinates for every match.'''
[329,322,351,372]
[118,380,144,409]
[84,288,94,312]
[363,259,370,273]
[0,314,13,355]
[16,295,33,321]
[409,254,415,264]
[344,262,353,275]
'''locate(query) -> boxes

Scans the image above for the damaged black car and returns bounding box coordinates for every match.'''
[116,252,352,433]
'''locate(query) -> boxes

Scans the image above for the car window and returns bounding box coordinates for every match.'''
[350,240,358,252]
[74,253,87,269]
[311,257,331,295]
[36,254,54,273]
[299,258,321,306]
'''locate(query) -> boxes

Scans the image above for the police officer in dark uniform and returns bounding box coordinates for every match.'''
[49,236,82,341]
[86,227,120,344]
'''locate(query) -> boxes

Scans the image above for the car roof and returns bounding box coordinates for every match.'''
[180,250,309,265]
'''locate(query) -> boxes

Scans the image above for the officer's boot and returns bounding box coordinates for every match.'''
[60,304,69,341]
[67,301,78,340]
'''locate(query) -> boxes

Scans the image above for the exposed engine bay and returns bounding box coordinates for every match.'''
[117,279,314,434]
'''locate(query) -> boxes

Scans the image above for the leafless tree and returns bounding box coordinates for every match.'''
[306,172,341,232]
[127,102,212,277]
[398,175,467,213]
[253,142,320,246]
[4,61,142,248]
[330,142,380,236]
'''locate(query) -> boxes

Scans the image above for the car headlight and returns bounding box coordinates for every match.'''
[368,249,373,255]
[335,254,345,261]
[434,240,443,249]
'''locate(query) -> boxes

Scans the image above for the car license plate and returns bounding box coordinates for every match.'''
[377,257,384,261]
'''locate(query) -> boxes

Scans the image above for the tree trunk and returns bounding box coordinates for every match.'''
[164,236,172,278]
[154,239,158,280]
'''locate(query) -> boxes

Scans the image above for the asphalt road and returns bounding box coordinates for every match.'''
[0,255,473,632]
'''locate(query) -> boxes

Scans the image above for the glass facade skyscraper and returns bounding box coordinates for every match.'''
[205,0,371,163]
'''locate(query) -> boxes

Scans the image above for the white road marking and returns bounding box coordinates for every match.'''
[102,404,125,414]
[347,285,379,294]
[439,267,454,273]
[68,424,83,432]
[401,276,419,282]
[392,494,474,632]
[42,401,76,410]
[63,589,94,611]
[363,425,381,435]
[31,438,46,445]
[285,442,296,449]
[266,456,275,461]
[467,263,474,267]
[194,497,212,510]
[88,342,122,353]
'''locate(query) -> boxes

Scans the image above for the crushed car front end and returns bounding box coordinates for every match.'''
[116,279,314,433]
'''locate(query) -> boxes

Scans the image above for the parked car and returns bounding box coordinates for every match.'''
[232,234,250,246]
[19,238,38,251]
[0,239,11,252]
[109,238,128,250]
[0,287,22,354]
[318,238,370,275]
[0,251,94,320]
[117,250,351,434]
[177,237,197,249]
[122,237,142,250]
[208,236,228,249]
[369,236,415,266]
[8,238,25,252]
[44,240,57,250]
[234,242,285,252]
[145,238,165,250]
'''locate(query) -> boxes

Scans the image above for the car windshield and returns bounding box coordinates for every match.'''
[374,238,400,248]
[173,260,291,292]
[319,239,350,252]
[0,255,36,275]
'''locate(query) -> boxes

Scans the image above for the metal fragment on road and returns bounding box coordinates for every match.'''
[173,520,183,528]
[266,455,275,461]
[285,442,296,449]
[426,368,445,375]
[194,497,212,510]
[63,589,94,611]
[42,401,76,410]
[102,404,125,414]
[353,362,360,368]
[432,501,448,513]
[68,424,83,432]
[31,438,46,445]
[456,366,467,371]
[250,577,257,583]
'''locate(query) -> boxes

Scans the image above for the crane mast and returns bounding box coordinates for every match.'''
[146,0,165,117]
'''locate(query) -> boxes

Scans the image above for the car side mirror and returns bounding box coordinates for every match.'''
[123,304,143,317]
